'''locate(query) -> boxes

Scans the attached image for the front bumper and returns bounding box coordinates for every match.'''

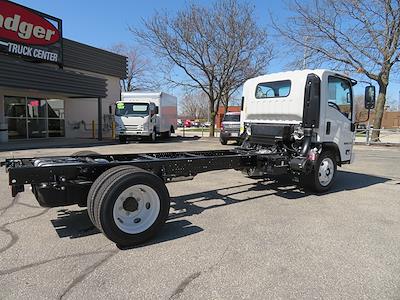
[118,130,150,137]
[220,131,241,140]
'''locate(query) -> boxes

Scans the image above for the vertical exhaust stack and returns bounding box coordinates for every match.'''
[300,73,321,157]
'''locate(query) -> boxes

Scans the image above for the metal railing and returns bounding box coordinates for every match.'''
[355,127,400,145]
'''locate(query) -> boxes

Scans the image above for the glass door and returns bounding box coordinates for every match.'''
[47,99,65,137]
[27,98,48,139]
[4,96,27,140]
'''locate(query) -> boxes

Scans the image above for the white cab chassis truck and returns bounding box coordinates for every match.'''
[116,92,177,143]
[3,70,375,247]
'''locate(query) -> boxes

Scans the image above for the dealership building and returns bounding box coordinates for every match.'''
[0,0,127,142]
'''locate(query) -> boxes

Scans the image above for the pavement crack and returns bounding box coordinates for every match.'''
[1,208,50,227]
[0,250,116,276]
[0,226,19,253]
[0,195,19,218]
[169,244,230,299]
[58,250,118,299]
[170,271,202,300]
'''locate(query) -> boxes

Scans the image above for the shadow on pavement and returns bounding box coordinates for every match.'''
[50,208,203,246]
[51,209,100,239]
[170,170,390,219]
[117,219,203,250]
[50,170,388,244]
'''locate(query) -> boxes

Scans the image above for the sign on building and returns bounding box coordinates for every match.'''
[0,0,63,65]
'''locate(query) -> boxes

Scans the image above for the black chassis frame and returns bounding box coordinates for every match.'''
[3,150,263,200]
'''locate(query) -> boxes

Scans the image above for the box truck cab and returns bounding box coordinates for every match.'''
[115,92,177,143]
[240,69,375,189]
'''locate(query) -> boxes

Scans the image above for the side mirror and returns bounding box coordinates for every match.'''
[364,85,376,109]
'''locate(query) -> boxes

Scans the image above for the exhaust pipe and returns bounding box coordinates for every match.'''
[300,128,312,156]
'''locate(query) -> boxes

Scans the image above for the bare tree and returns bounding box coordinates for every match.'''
[110,43,154,92]
[273,0,400,141]
[132,0,272,135]
[181,92,209,119]
[354,95,369,122]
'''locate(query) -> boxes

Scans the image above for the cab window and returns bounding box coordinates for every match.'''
[328,76,352,120]
[255,80,291,99]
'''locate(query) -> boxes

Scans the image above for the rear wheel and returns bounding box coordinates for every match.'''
[92,166,170,246]
[87,165,135,227]
[161,129,171,139]
[119,135,127,144]
[304,151,337,193]
[220,137,228,145]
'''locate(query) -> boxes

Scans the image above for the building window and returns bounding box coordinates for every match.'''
[4,96,65,139]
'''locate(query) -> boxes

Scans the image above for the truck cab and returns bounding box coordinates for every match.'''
[240,69,374,191]
[115,100,157,143]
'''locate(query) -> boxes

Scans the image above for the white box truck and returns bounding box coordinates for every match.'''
[115,92,177,143]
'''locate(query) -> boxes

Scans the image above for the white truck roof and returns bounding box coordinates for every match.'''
[120,92,175,99]
[244,69,351,86]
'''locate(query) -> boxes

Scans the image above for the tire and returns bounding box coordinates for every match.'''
[72,150,99,157]
[304,151,337,193]
[161,130,171,139]
[93,166,170,246]
[119,135,127,144]
[87,165,135,227]
[150,129,156,142]
[220,138,228,145]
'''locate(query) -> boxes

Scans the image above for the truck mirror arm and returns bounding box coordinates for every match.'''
[354,108,371,125]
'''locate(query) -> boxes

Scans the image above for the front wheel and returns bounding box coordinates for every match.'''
[304,151,337,193]
[93,166,170,246]
[220,138,228,145]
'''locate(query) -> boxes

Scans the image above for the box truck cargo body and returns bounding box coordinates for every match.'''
[115,92,177,142]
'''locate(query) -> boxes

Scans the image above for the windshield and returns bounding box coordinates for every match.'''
[223,114,240,122]
[115,102,149,117]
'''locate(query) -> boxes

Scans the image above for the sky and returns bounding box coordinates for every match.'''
[11,0,400,108]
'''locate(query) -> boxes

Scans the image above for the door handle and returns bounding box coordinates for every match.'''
[326,122,331,135]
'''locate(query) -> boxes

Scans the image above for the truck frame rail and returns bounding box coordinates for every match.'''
[3,150,258,196]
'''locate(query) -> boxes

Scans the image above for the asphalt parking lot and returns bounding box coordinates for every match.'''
[1,137,400,299]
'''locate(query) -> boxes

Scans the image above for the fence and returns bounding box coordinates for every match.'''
[355,127,400,145]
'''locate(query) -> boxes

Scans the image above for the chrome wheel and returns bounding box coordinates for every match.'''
[318,157,334,186]
[112,184,160,234]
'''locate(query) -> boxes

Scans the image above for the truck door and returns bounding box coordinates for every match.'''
[324,76,354,162]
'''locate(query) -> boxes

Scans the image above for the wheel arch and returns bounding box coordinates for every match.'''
[321,142,341,166]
